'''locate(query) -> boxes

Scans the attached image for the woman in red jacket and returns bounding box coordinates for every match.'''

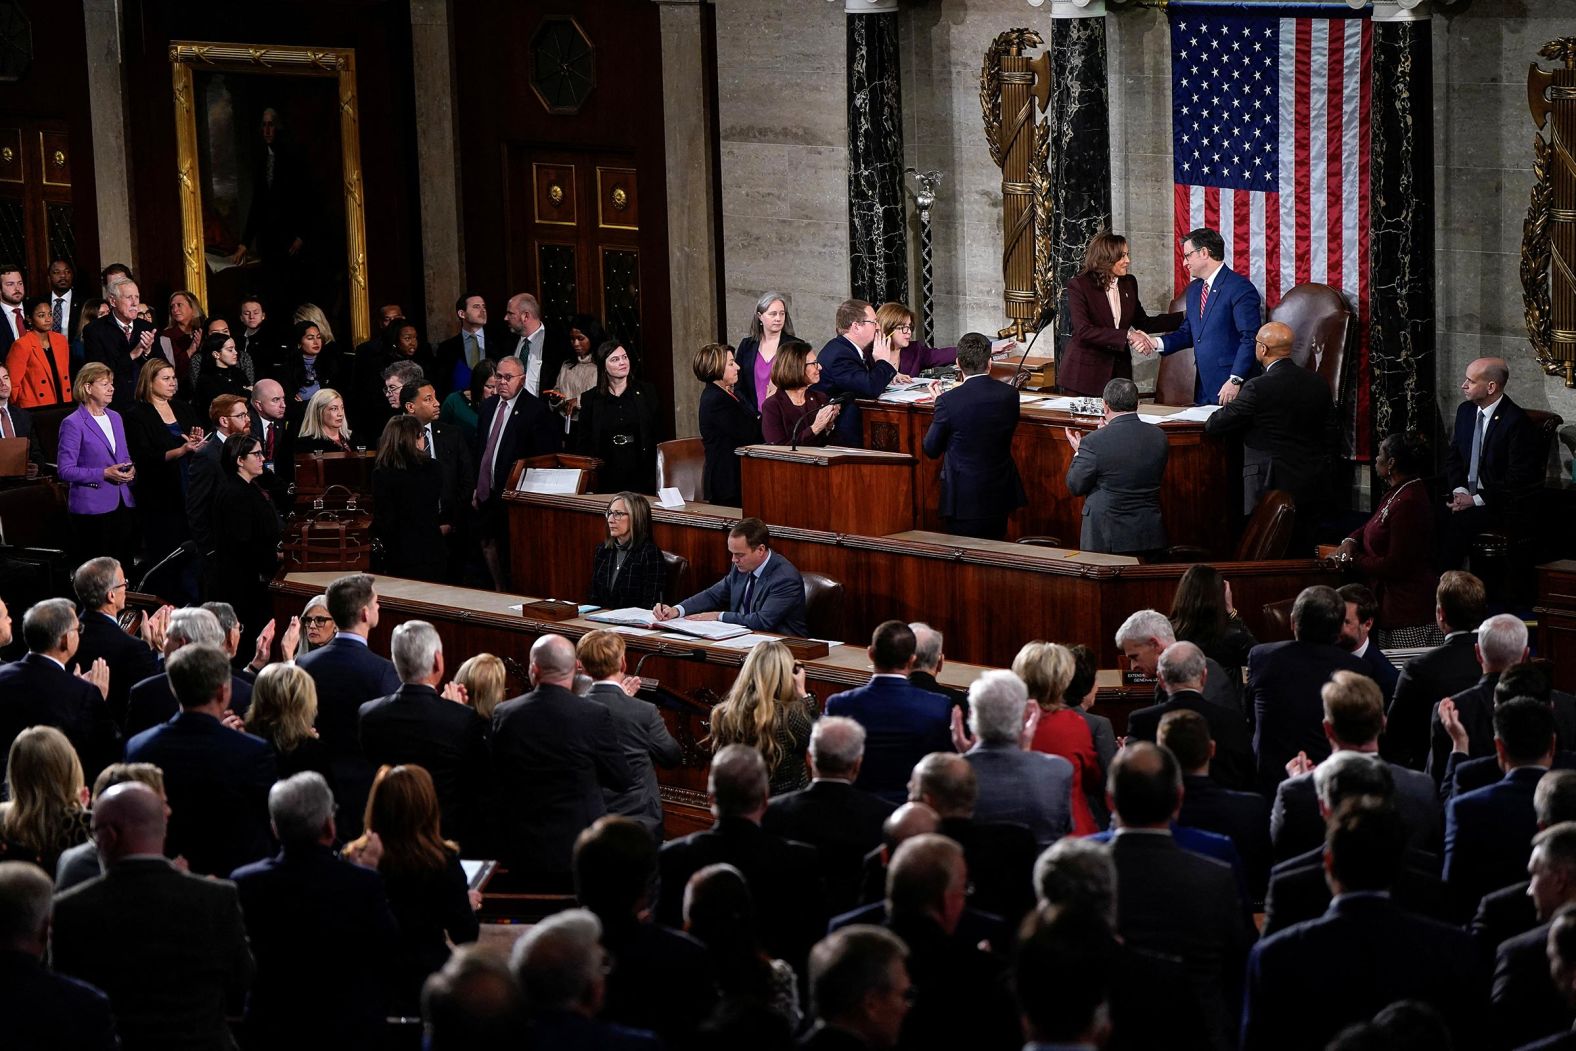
[1337,432,1439,647]
[5,297,71,407]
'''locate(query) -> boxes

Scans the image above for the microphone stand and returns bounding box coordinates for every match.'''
[1009,301,1058,389]
[631,644,709,694]
[134,541,196,595]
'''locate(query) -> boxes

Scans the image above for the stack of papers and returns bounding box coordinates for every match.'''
[585,607,658,628]
[1167,404,1223,422]
[710,633,780,650]
[879,381,943,404]
[664,618,750,641]
[584,608,750,641]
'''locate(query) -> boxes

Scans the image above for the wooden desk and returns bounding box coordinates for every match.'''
[739,445,916,534]
[270,570,1154,836]
[503,490,1337,667]
[861,398,1242,554]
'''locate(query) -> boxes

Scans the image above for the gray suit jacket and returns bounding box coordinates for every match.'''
[963,742,1074,848]
[585,682,682,838]
[1065,412,1169,553]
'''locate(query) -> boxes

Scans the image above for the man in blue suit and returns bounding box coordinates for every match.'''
[826,620,953,804]
[921,331,1025,540]
[655,517,807,637]
[813,298,901,446]
[1445,697,1557,915]
[126,643,276,877]
[1143,227,1262,406]
[1442,356,1543,570]
[1337,584,1399,704]
[296,572,401,837]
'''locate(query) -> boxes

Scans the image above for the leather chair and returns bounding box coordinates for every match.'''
[802,571,845,642]
[1016,536,1066,548]
[661,550,690,606]
[1151,291,1198,405]
[1268,282,1354,404]
[1259,597,1296,643]
[1162,489,1298,562]
[656,437,705,501]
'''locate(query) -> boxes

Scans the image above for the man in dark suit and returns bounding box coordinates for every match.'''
[907,622,969,712]
[656,744,826,971]
[511,909,664,1050]
[920,331,1025,540]
[0,597,115,783]
[824,620,953,804]
[295,572,402,837]
[1442,356,1544,568]
[435,290,498,396]
[1160,708,1272,903]
[1446,698,1558,914]
[80,277,156,410]
[72,556,163,729]
[1533,908,1576,1051]
[1262,752,1451,937]
[236,297,292,383]
[502,292,571,399]
[491,634,634,888]
[1471,770,1576,966]
[124,606,255,736]
[1107,742,1255,1050]
[1242,800,1483,1051]
[813,297,900,447]
[0,263,26,346]
[1428,612,1532,783]
[46,257,81,341]
[1116,608,1243,715]
[572,816,717,1044]
[51,781,254,1049]
[575,631,680,841]
[1271,670,1441,862]
[1204,320,1333,519]
[0,860,118,1051]
[1125,638,1255,791]
[802,927,913,1051]
[1338,583,1400,703]
[960,670,1075,848]
[656,517,808,637]
[185,392,253,571]
[1493,822,1576,1048]
[1443,663,1576,802]
[249,377,296,496]
[472,354,561,589]
[1247,585,1371,791]
[765,715,897,915]
[1064,377,1169,555]
[1384,569,1487,769]
[230,771,399,1047]
[403,378,475,582]
[1146,226,1262,406]
[126,643,275,877]
[358,620,490,852]
[0,363,39,465]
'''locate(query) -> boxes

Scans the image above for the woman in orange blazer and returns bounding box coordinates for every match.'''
[5,296,71,407]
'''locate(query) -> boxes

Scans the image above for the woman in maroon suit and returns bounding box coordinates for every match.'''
[1059,232,1180,397]
[1336,432,1439,647]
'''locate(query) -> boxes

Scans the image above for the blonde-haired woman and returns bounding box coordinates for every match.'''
[246,662,333,786]
[710,640,817,795]
[1015,640,1100,835]
[296,387,354,453]
[454,653,507,723]
[0,726,91,872]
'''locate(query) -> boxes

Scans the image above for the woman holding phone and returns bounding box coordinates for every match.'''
[57,361,138,568]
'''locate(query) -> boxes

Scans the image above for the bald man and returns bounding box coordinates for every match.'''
[1441,356,1541,570]
[1205,321,1334,520]
[489,634,636,888]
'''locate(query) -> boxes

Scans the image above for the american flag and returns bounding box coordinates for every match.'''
[1169,6,1372,454]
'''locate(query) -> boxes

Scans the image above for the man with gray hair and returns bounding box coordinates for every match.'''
[766,715,897,913]
[359,619,489,851]
[0,596,112,783]
[907,621,967,710]
[1115,608,1241,713]
[490,634,634,888]
[958,669,1074,847]
[1492,821,1576,1046]
[231,772,399,1046]
[127,643,276,876]
[1064,375,1169,555]
[0,860,117,1049]
[658,743,825,970]
[124,605,255,736]
[422,944,526,1050]
[908,751,1038,923]
[1125,638,1256,790]
[72,554,166,727]
[1426,612,1532,781]
[511,908,660,1046]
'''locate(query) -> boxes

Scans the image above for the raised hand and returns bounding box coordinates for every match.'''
[76,657,110,700]
[249,619,277,671]
[279,616,302,662]
[950,705,976,753]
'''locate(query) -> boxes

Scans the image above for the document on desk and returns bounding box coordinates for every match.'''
[585,607,658,628]
[663,618,751,641]
[1136,414,1168,426]
[517,468,584,494]
[710,633,779,650]
[879,382,942,404]
[1167,404,1223,422]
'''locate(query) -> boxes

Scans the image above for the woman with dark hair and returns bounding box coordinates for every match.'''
[6,295,71,407]
[694,342,761,505]
[1169,563,1257,691]
[734,292,794,413]
[125,358,203,588]
[192,331,251,408]
[684,863,801,1041]
[550,313,605,431]
[576,339,659,494]
[284,320,342,403]
[1337,432,1440,647]
[372,415,446,582]
[589,491,666,609]
[439,357,495,445]
[758,339,840,446]
[212,432,281,635]
[1060,231,1180,397]
[344,764,479,1013]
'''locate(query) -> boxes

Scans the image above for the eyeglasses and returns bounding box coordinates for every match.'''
[108,581,127,592]
[1181,247,1202,261]
[302,615,334,627]
[605,510,630,519]
[894,324,913,332]
[224,411,249,421]
[853,318,877,329]
[243,450,266,459]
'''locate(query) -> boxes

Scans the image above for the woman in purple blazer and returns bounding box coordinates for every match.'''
[57,361,138,568]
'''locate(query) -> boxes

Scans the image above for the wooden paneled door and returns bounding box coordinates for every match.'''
[507,146,644,357]
[0,118,77,280]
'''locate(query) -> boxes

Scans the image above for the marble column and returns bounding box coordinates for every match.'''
[1369,0,1435,448]
[1044,1,1111,336]
[410,0,464,348]
[82,0,136,268]
[846,1,907,306]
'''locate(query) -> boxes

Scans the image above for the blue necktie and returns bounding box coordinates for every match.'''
[1467,409,1487,494]
[739,572,755,615]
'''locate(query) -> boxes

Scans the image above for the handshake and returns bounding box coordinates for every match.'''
[1127,328,1159,356]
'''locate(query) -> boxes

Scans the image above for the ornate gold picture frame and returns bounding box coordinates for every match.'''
[169,41,371,346]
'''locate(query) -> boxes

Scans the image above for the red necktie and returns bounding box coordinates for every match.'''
[11,308,20,338]
[0,408,12,439]
[1198,281,1210,318]
[264,422,276,461]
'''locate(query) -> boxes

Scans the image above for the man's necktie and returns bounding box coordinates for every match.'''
[1468,409,1487,494]
[1198,282,1210,318]
[465,333,480,369]
[263,422,276,462]
[0,408,13,439]
[477,404,508,503]
[11,308,21,339]
[426,424,438,459]
[739,572,756,615]
[52,298,64,334]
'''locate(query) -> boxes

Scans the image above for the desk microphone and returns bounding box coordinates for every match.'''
[632,644,708,680]
[790,393,854,451]
[1010,299,1059,389]
[134,540,198,594]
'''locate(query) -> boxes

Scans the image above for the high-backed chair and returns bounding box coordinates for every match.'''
[802,571,845,642]
[1259,598,1295,643]
[1151,291,1197,405]
[660,550,691,606]
[656,437,705,501]
[1267,283,1355,404]
[1162,489,1298,562]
